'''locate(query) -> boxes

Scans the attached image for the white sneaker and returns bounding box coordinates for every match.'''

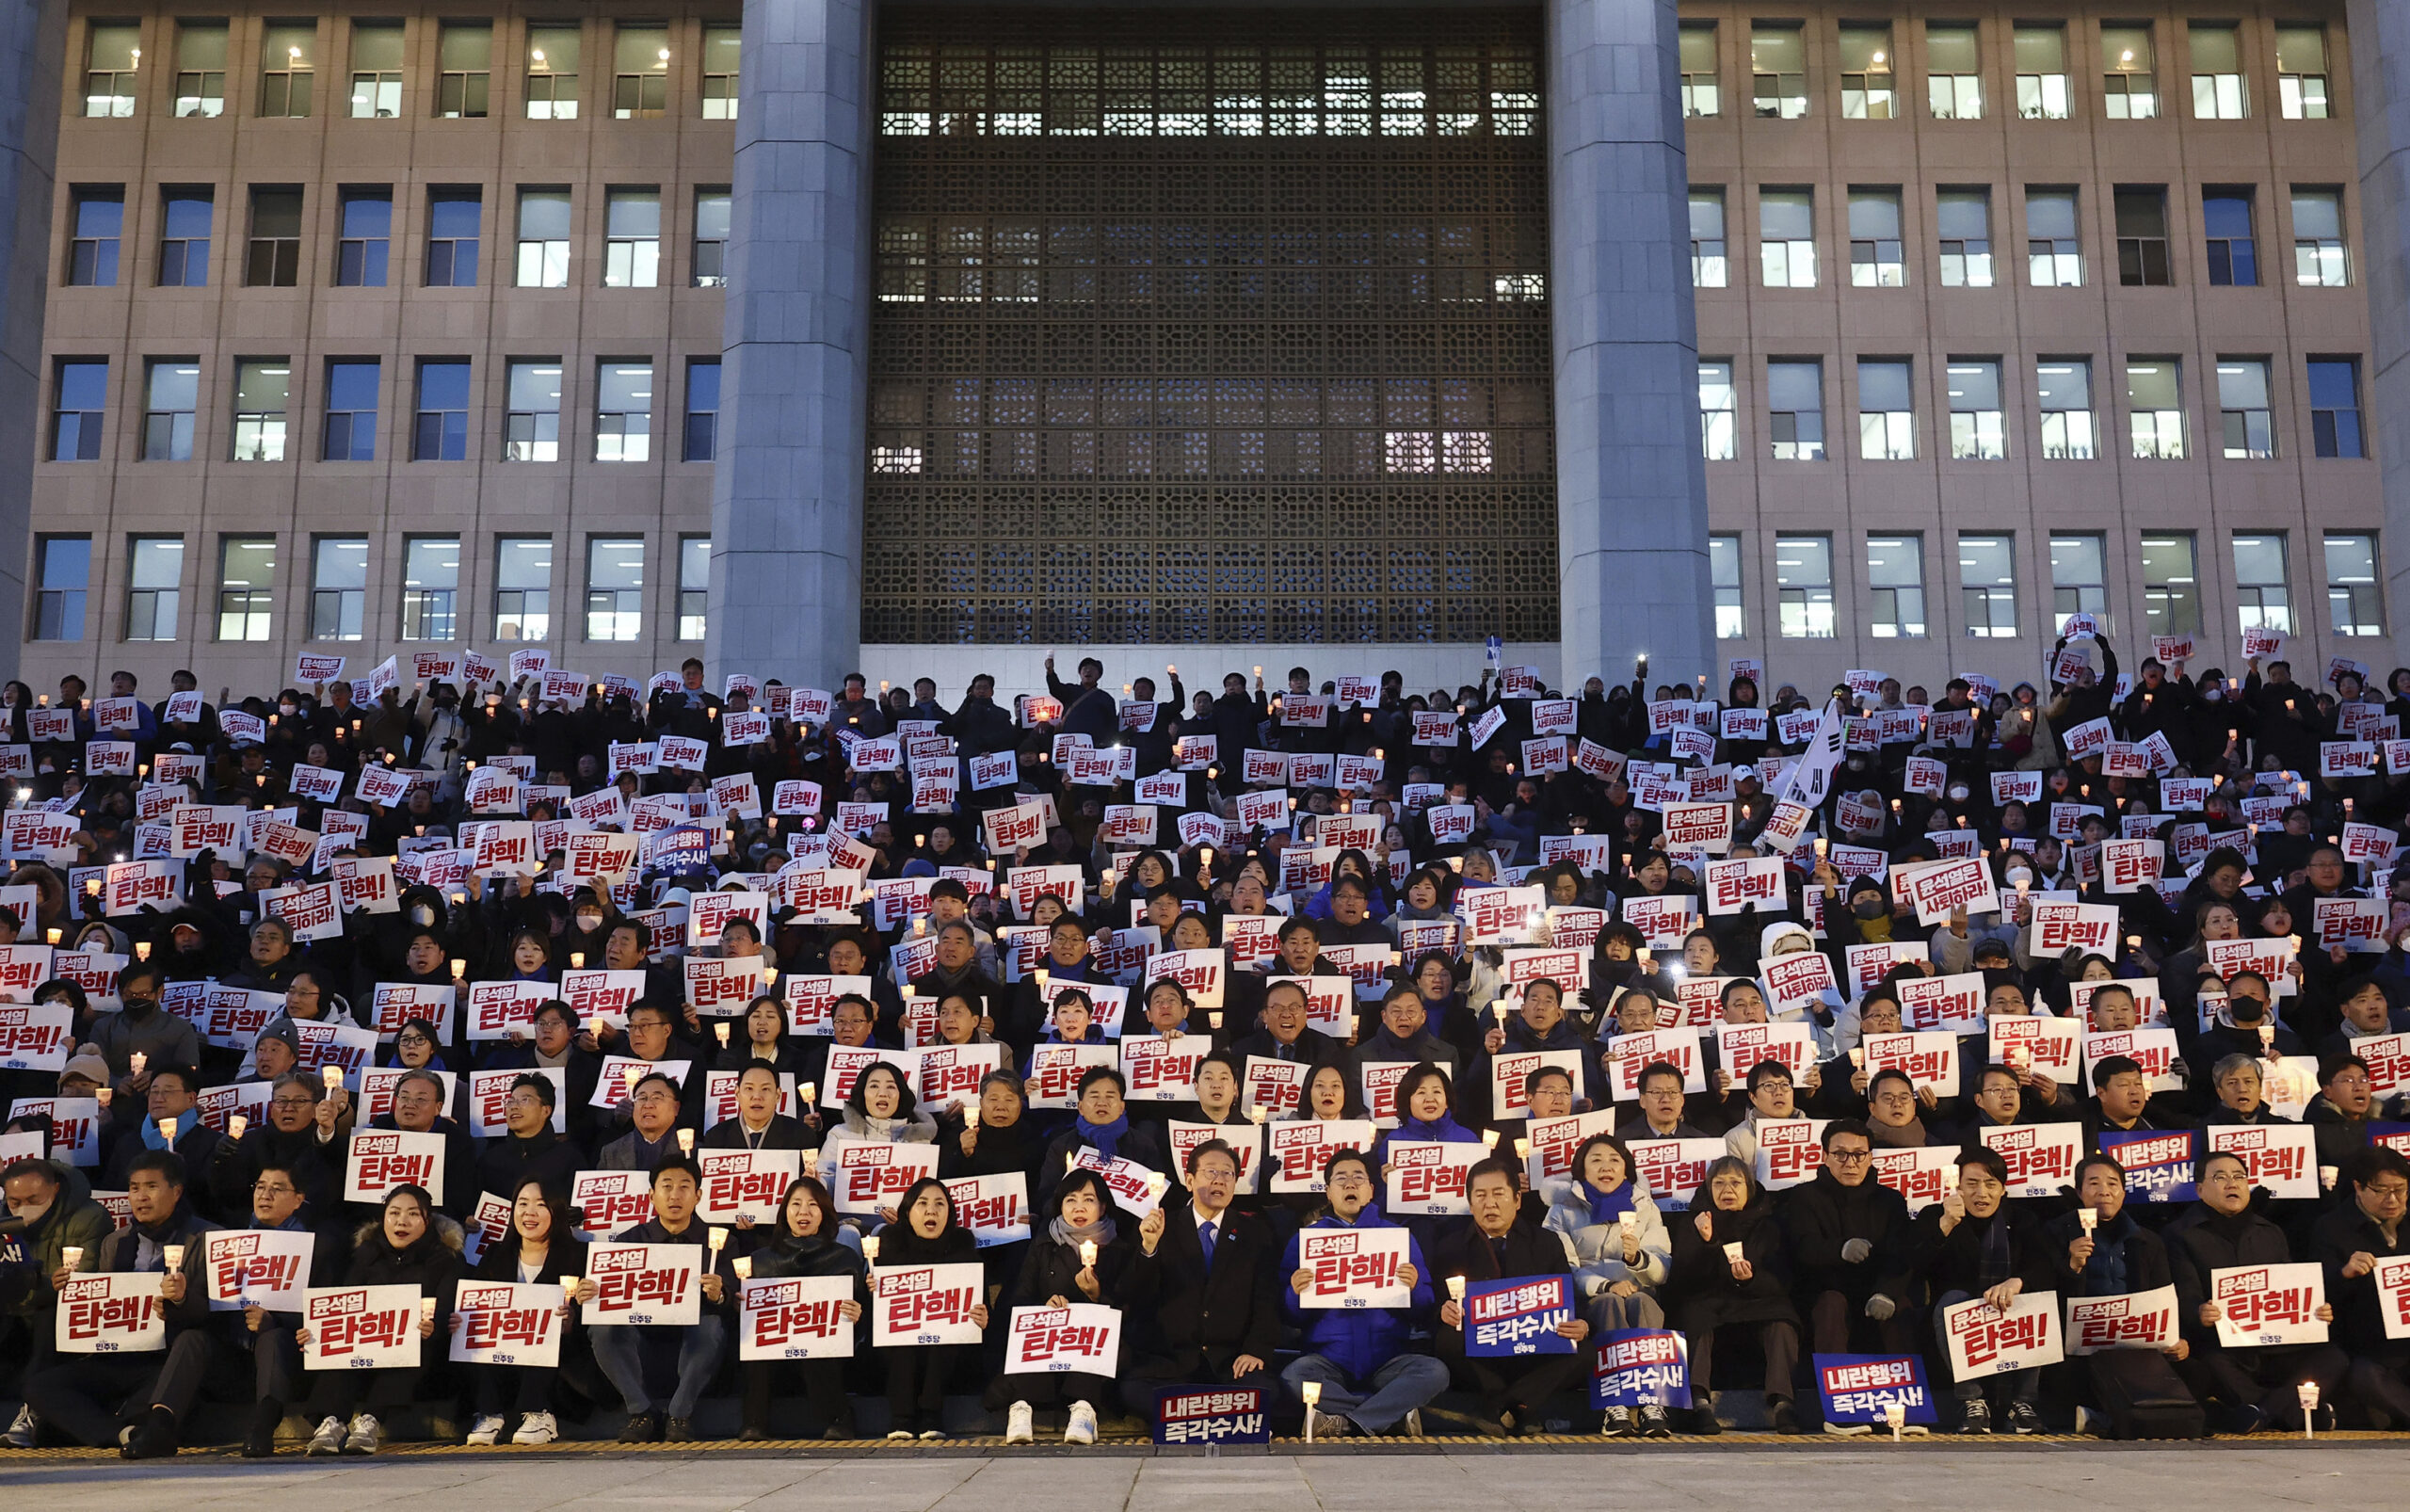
[5,1405,36,1449]
[1403,1408,1423,1439]
[511,1411,558,1446]
[1064,1400,1097,1445]
[1004,1401,1035,1444]
[342,1412,382,1455]
[466,1414,506,1446]
[305,1416,346,1456]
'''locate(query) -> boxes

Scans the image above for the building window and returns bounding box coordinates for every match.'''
[1866,535,1926,637]
[678,536,710,638]
[2101,25,2157,120]
[1709,533,1743,638]
[323,358,379,461]
[2326,534,2385,636]
[603,187,661,287]
[413,359,471,460]
[335,186,392,286]
[158,187,211,287]
[259,22,316,118]
[2189,24,2246,120]
[2014,24,2068,119]
[2026,187,2081,287]
[1839,24,1894,120]
[173,20,226,117]
[525,24,579,119]
[595,360,653,461]
[2231,533,2291,635]
[50,359,107,461]
[347,20,402,118]
[701,24,739,119]
[437,21,490,118]
[125,536,184,641]
[683,359,721,460]
[1856,359,1913,460]
[506,360,562,461]
[2127,358,2186,460]
[1936,188,1992,287]
[2292,188,2348,287]
[1679,24,1719,118]
[33,536,91,641]
[2036,359,2096,460]
[401,536,459,640]
[2141,532,2200,635]
[2049,533,2107,634]
[2308,359,2365,459]
[247,186,303,286]
[1959,534,2017,638]
[2203,189,2257,286]
[2115,187,2172,286]
[66,187,122,287]
[1750,24,1807,119]
[693,189,730,286]
[1767,359,1824,461]
[1926,24,1980,120]
[2276,26,2330,121]
[232,358,289,461]
[1774,535,1834,638]
[310,536,366,640]
[1946,360,2004,460]
[426,187,480,286]
[516,187,570,287]
[1848,188,1904,286]
[84,22,139,117]
[141,358,198,461]
[2216,359,2273,458]
[1759,188,1815,287]
[586,537,644,640]
[493,537,553,641]
[217,537,276,641]
[1698,361,1736,460]
[1689,188,1727,288]
[614,24,670,120]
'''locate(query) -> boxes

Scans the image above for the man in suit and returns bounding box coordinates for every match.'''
[1117,1138,1280,1423]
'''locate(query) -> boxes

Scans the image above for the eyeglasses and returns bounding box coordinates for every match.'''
[270,1097,315,1109]
[253,1182,296,1196]
[1825,1149,1872,1163]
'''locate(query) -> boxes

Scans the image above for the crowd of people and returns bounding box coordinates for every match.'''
[0,631,2407,1459]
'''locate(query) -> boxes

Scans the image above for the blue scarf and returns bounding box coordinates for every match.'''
[1075,1112,1130,1163]
[1397,1113,1475,1144]
[1583,1179,1637,1226]
[142,1108,198,1150]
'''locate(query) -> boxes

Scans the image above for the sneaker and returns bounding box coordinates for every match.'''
[1004,1401,1035,1444]
[1688,1407,1722,1437]
[342,1413,382,1456]
[1064,1400,1098,1445]
[1958,1399,1993,1436]
[1637,1404,1674,1439]
[5,1406,36,1449]
[305,1416,346,1456]
[466,1414,506,1447]
[1309,1409,1353,1439]
[2005,1402,2043,1436]
[2226,1404,2266,1437]
[620,1411,663,1444]
[512,1412,558,1446]
[1824,1419,1872,1438]
[887,1426,917,1441]
[1600,1405,1634,1438]
[919,1428,947,1441]
[1402,1408,1424,1439]
[664,1418,696,1443]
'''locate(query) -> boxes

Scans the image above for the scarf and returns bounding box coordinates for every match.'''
[1866,1116,1927,1150]
[1972,1211,2014,1292]
[1396,1113,1470,1144]
[1075,1112,1130,1163]
[1583,1179,1637,1226]
[1048,1212,1119,1250]
[142,1108,198,1150]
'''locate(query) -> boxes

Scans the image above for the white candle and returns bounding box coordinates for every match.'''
[1445,1275,1467,1301]
[129,1052,147,1077]
[732,1256,752,1280]
[1078,1239,1098,1268]
[321,1064,344,1089]
[676,1128,695,1154]
[161,1244,185,1272]
[860,1236,880,1265]
[707,1226,728,1252]
[227,1115,248,1140]
[60,1246,84,1272]
[156,1118,177,1144]
[2079,1207,2097,1233]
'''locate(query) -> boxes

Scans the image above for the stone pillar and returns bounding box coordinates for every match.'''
[2350,0,2410,656]
[0,1,70,680]
[706,0,875,687]
[1546,0,1714,691]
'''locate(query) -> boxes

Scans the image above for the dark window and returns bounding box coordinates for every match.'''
[2115,186,2172,286]
[336,187,393,286]
[2203,189,2257,287]
[683,359,721,460]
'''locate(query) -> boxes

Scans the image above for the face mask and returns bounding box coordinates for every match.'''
[1853,899,1887,921]
[2202,687,2222,701]
[1947,785,1969,802]
[279,703,296,716]
[410,905,435,926]
[577,913,603,931]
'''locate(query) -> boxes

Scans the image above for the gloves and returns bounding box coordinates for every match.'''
[1864,1293,1897,1322]
[1840,1237,1872,1264]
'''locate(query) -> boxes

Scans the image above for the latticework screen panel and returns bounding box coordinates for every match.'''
[866,8,1556,645]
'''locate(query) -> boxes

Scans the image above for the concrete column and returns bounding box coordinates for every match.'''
[1546,0,1714,691]
[2350,0,2410,658]
[706,0,875,687]
[0,1,69,680]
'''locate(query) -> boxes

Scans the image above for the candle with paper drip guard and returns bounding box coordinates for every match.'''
[707,1226,728,1255]
[860,1236,880,1266]
[2299,1381,2321,1438]
[60,1246,84,1273]
[129,1052,147,1078]
[419,1295,437,1327]
[677,1128,696,1155]
[156,1118,177,1145]
[1301,1377,1323,1440]
[732,1256,752,1280]
[2079,1207,2097,1234]
[715,1021,731,1048]
[227,1115,248,1140]
[321,1064,344,1090]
